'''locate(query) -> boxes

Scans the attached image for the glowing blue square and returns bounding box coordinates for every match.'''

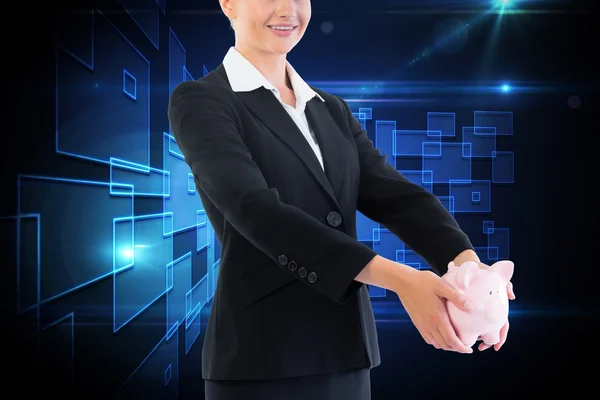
[483,220,494,234]
[359,107,372,120]
[488,246,499,261]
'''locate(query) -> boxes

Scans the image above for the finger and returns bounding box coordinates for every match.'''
[436,281,474,312]
[478,343,492,351]
[430,329,453,351]
[506,282,516,300]
[427,309,454,351]
[494,321,510,351]
[430,338,441,349]
[438,317,473,354]
[417,327,432,345]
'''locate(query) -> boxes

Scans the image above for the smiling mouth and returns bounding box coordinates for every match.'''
[267,25,298,31]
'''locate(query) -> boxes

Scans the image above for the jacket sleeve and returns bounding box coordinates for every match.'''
[168,81,378,304]
[336,96,475,276]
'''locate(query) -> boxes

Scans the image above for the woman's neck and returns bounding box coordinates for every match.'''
[234,44,291,91]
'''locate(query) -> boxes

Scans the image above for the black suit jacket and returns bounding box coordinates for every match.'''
[167,64,474,380]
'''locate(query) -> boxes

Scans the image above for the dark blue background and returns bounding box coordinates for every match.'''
[3,0,597,398]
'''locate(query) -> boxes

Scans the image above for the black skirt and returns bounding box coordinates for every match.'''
[204,367,371,400]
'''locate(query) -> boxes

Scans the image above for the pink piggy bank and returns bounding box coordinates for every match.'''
[442,260,514,347]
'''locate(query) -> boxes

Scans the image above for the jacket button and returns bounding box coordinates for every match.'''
[308,272,318,284]
[288,260,298,271]
[278,255,288,265]
[326,211,342,227]
[298,267,308,278]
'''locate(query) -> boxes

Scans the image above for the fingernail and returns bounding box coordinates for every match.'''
[464,301,474,311]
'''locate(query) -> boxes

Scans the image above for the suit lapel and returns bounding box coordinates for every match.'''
[305,99,345,201]
[213,64,343,209]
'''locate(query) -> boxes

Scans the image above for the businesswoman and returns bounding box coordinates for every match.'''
[168,0,515,398]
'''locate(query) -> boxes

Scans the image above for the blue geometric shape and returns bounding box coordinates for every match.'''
[187,173,195,194]
[472,191,480,203]
[167,132,184,158]
[113,213,173,333]
[359,107,372,120]
[488,227,510,260]
[16,215,38,313]
[196,211,209,252]
[422,170,433,185]
[169,28,186,135]
[352,112,367,130]
[110,157,168,197]
[394,130,441,157]
[492,151,515,183]
[422,141,442,157]
[156,0,166,14]
[488,247,499,261]
[56,10,150,167]
[166,261,174,290]
[462,126,496,158]
[356,210,378,242]
[427,112,455,137]
[422,142,472,184]
[166,253,192,340]
[117,0,160,49]
[184,66,194,81]
[122,69,136,100]
[17,175,133,304]
[114,217,134,272]
[185,223,218,354]
[163,133,205,235]
[483,220,495,234]
[192,276,211,314]
[369,286,386,298]
[372,228,406,264]
[449,180,491,213]
[115,330,178,399]
[165,364,172,386]
[375,121,396,168]
[185,304,202,355]
[55,8,93,69]
[398,250,429,270]
[203,222,219,298]
[474,111,513,136]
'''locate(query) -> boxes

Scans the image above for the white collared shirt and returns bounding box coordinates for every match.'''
[222,47,326,171]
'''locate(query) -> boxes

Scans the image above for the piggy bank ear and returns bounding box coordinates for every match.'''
[490,260,514,283]
[455,261,480,289]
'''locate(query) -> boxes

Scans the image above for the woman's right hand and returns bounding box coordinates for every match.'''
[393,268,475,354]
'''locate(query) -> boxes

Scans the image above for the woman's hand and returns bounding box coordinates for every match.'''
[393,268,475,354]
[451,251,516,352]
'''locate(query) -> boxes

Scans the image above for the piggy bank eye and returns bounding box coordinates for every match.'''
[489,291,492,295]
